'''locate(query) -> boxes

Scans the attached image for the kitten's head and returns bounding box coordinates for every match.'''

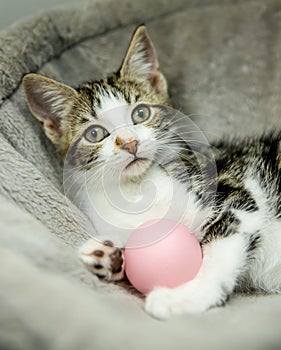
[23,26,172,181]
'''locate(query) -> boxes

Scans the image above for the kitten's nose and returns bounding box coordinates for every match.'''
[121,140,139,155]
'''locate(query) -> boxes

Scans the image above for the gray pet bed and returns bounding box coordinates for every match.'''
[0,0,281,349]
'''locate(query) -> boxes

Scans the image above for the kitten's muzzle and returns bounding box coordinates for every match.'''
[120,140,139,155]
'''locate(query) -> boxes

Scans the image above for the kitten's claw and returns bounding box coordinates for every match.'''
[79,239,125,281]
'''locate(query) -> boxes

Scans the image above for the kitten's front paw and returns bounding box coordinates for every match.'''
[79,239,124,281]
[145,288,176,320]
[145,283,216,320]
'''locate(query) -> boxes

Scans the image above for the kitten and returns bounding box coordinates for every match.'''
[23,26,281,320]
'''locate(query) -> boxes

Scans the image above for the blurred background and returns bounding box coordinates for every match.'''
[0,0,77,30]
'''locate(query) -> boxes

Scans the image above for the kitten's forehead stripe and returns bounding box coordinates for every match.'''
[93,82,127,114]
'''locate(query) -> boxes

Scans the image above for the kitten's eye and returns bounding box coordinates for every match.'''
[131,104,151,124]
[84,125,109,143]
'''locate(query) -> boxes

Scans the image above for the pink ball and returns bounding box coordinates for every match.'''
[124,219,202,294]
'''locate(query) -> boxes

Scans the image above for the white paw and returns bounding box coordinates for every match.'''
[79,239,124,281]
[145,288,176,320]
[145,282,221,320]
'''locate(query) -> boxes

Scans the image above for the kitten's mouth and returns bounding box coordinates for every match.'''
[125,157,149,170]
[122,156,152,178]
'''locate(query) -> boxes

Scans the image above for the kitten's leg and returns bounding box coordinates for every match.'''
[79,239,125,281]
[145,214,252,320]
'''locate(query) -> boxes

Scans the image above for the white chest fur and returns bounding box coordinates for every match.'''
[83,166,208,246]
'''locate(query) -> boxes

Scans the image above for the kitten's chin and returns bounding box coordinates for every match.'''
[122,158,152,179]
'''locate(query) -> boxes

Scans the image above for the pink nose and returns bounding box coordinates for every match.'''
[121,140,138,154]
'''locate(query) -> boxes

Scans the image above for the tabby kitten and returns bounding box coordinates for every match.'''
[23,26,281,320]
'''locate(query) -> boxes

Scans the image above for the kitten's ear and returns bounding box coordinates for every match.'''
[120,26,167,94]
[23,73,78,144]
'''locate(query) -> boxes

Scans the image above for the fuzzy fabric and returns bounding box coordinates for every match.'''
[0,0,281,349]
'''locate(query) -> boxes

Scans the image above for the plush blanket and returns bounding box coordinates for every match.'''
[0,0,281,349]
